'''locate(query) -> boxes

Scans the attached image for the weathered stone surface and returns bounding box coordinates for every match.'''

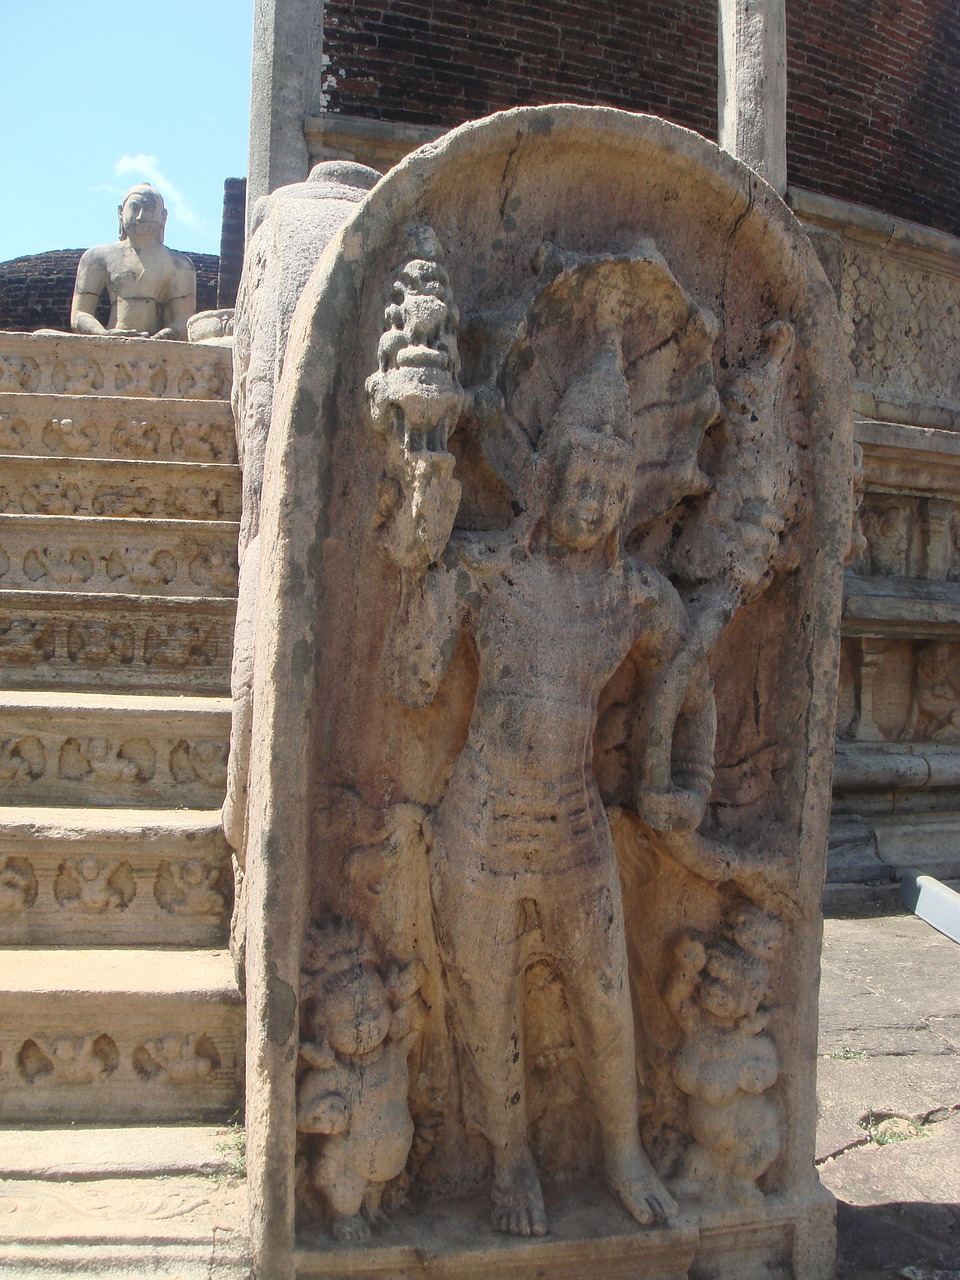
[237,106,848,1278]
[71,185,197,341]
[794,191,960,432]
[0,514,239,597]
[0,392,237,462]
[0,948,242,1122]
[0,332,232,401]
[0,806,232,947]
[0,690,230,808]
[0,591,235,695]
[0,1123,238,1179]
[223,159,378,854]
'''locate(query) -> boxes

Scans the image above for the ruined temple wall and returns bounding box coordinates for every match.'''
[315,0,960,239]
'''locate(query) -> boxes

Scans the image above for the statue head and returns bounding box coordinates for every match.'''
[300,917,392,1057]
[541,342,636,553]
[117,183,167,244]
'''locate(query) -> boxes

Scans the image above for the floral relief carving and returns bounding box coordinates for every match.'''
[841,242,960,411]
[170,420,236,462]
[58,737,156,784]
[0,618,56,663]
[169,739,228,788]
[143,624,219,669]
[17,1033,120,1084]
[0,355,40,392]
[110,418,160,457]
[23,546,94,585]
[51,357,103,394]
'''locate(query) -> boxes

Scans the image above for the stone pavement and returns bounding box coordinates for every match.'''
[819,910,960,1278]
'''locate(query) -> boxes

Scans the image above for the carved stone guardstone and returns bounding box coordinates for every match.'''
[240,107,851,1280]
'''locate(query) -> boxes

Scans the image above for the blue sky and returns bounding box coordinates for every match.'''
[0,1,253,262]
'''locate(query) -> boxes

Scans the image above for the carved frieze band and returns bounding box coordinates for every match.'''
[0,615,232,674]
[840,240,960,420]
[0,535,239,596]
[0,476,240,521]
[1,1030,228,1087]
[0,734,228,792]
[0,408,237,463]
[0,852,230,917]
[837,635,960,746]
[0,352,230,401]
[852,491,960,582]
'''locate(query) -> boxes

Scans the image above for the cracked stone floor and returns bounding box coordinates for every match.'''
[818,912,960,1279]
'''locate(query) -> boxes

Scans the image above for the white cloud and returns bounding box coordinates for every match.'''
[114,154,204,231]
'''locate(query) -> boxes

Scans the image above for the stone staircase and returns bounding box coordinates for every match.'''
[0,331,248,1276]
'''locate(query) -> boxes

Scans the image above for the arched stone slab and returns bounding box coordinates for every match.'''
[241,105,850,1280]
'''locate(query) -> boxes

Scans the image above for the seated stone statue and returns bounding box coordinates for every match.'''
[70,184,196,340]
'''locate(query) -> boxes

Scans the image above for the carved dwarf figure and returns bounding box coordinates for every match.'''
[368,235,723,1237]
[666,903,783,1206]
[903,640,960,742]
[71,184,196,340]
[54,855,134,911]
[297,917,427,1243]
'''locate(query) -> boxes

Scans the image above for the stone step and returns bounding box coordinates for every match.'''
[0,690,230,808]
[0,331,232,401]
[0,1123,240,1179]
[0,391,237,463]
[0,1174,249,1278]
[0,590,234,695]
[0,807,232,947]
[0,513,239,598]
[0,454,241,521]
[0,948,243,1123]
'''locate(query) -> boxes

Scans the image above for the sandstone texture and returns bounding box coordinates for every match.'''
[237,105,850,1278]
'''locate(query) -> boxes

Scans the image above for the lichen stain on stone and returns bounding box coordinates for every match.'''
[292,387,319,438]
[266,968,298,1045]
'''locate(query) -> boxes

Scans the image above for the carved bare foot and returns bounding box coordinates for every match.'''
[362,1184,398,1231]
[491,1148,548,1237]
[331,1212,370,1242]
[603,1131,678,1227]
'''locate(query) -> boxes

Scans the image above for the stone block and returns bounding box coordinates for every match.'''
[0,690,230,808]
[0,948,242,1122]
[237,107,849,1279]
[0,332,232,402]
[0,806,232,947]
[0,513,239,598]
[0,392,238,463]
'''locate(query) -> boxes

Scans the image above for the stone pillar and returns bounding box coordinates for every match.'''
[718,0,787,195]
[247,0,324,227]
[851,637,887,742]
[922,498,954,580]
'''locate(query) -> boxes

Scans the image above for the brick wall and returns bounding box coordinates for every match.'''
[787,0,960,237]
[0,250,219,333]
[321,0,718,139]
[322,0,959,237]
[217,179,247,309]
